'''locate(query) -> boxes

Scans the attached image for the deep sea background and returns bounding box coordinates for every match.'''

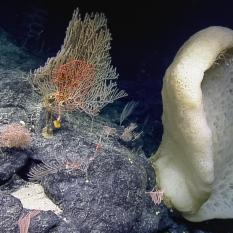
[0,0,233,232]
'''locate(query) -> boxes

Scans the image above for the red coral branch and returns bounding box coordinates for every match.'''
[52,59,95,113]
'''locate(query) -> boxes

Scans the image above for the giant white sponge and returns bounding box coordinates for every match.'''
[151,26,233,221]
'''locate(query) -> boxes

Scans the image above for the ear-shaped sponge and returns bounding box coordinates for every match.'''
[151,26,233,221]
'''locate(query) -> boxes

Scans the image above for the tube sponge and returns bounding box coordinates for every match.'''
[151,26,233,221]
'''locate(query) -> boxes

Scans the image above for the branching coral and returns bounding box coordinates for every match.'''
[29,8,127,138]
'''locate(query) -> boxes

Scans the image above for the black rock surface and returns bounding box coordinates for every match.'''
[0,28,162,233]
[0,192,60,232]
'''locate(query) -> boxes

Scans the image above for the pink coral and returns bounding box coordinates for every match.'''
[0,123,31,149]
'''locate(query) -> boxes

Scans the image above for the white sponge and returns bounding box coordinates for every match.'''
[151,26,233,221]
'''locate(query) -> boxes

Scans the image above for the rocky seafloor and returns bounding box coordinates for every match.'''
[0,27,231,233]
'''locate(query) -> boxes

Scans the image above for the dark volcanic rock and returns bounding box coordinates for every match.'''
[0,150,28,184]
[49,217,81,233]
[21,209,60,233]
[0,28,161,233]
[0,193,23,232]
[0,192,60,233]
[41,151,157,233]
